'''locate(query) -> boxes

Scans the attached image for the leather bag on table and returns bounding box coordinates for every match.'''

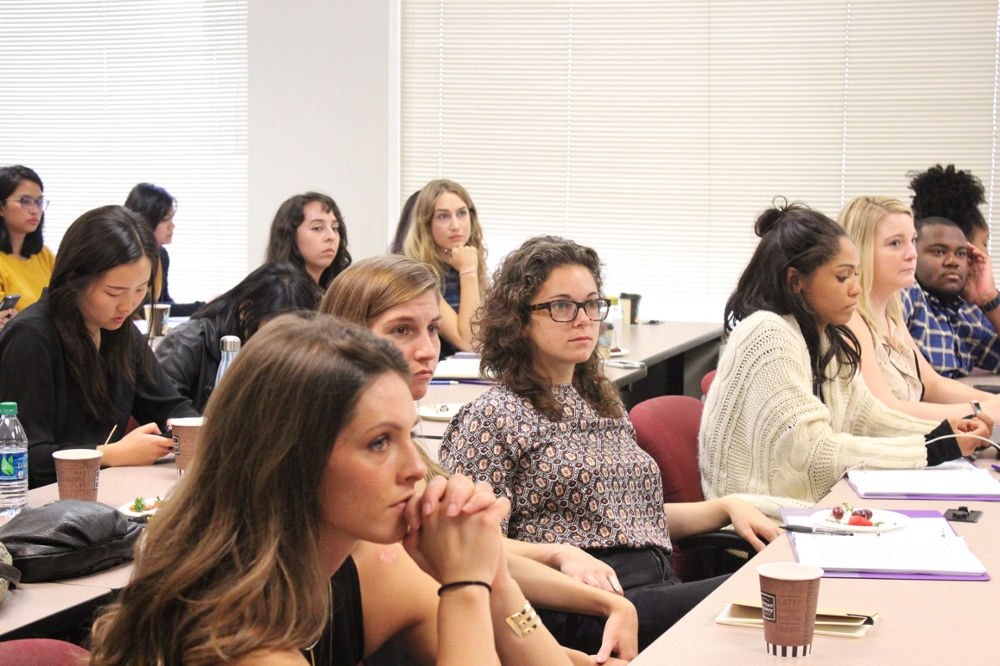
[0,500,143,583]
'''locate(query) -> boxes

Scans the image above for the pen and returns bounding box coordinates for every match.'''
[992,464,1000,473]
[429,380,458,385]
[780,525,854,536]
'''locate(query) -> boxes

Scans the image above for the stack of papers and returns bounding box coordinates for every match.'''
[846,462,1000,501]
[781,509,988,580]
[433,355,483,380]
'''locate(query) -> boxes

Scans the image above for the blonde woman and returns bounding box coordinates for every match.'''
[403,179,488,356]
[838,195,1000,423]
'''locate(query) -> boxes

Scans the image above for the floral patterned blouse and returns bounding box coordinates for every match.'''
[440,383,671,551]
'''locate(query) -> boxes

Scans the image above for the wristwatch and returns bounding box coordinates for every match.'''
[971,400,983,417]
[980,291,1000,313]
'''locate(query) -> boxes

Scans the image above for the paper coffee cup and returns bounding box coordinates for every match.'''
[758,562,823,657]
[170,417,204,476]
[53,449,103,501]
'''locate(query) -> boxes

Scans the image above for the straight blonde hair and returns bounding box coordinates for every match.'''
[403,179,488,296]
[837,195,914,344]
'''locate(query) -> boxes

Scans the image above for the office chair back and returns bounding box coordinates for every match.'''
[0,639,90,666]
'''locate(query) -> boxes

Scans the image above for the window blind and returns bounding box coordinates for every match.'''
[401,0,1000,323]
[0,0,248,303]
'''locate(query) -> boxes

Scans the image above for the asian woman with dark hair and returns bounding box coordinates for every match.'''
[0,165,55,328]
[0,205,197,488]
[155,262,322,412]
[266,192,352,289]
[124,182,206,316]
[699,201,989,519]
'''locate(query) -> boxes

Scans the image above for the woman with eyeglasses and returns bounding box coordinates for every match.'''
[0,166,55,329]
[440,236,780,651]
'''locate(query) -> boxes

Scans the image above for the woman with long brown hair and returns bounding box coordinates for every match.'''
[266,192,352,289]
[403,179,487,356]
[0,205,197,488]
[90,314,572,666]
[441,236,780,651]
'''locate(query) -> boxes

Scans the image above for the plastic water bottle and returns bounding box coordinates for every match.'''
[0,402,29,521]
[214,335,241,388]
[606,298,623,350]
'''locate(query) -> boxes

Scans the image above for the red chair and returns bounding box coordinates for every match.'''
[630,395,753,582]
[0,639,89,666]
[700,369,717,399]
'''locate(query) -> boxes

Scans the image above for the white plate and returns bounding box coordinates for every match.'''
[418,403,464,422]
[810,508,909,533]
[118,497,162,518]
[609,348,630,357]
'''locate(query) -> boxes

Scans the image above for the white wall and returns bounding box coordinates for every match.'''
[248,0,397,270]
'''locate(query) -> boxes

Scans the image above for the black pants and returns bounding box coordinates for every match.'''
[538,546,730,654]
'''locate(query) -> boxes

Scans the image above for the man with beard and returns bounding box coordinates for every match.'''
[902,216,1000,377]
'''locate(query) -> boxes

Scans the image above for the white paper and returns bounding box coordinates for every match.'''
[433,357,483,379]
[847,467,1000,498]
[793,532,986,575]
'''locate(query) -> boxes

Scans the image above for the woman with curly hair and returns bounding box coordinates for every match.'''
[440,235,780,651]
[90,314,572,666]
[403,179,487,356]
[266,192,352,289]
[909,163,989,251]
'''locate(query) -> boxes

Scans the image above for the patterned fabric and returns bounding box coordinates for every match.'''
[699,311,934,519]
[440,383,671,551]
[901,284,1000,378]
[871,318,924,402]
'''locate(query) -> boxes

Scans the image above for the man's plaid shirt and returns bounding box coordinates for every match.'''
[901,284,1000,378]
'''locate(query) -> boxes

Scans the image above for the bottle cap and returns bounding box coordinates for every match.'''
[0,402,17,416]
[608,296,619,305]
[220,336,242,353]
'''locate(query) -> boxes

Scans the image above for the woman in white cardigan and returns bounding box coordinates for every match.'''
[699,201,990,518]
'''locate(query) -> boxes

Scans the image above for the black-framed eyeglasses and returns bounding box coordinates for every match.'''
[529,298,611,322]
[5,196,48,212]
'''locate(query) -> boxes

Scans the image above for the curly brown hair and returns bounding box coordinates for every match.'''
[478,235,622,421]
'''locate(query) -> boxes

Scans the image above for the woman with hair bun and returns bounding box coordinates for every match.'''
[700,201,989,519]
[0,205,197,488]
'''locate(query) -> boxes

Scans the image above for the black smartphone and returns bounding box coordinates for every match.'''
[973,384,1000,395]
[0,294,20,311]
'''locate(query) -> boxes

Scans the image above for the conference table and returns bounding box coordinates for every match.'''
[630,455,1000,665]
[0,320,723,640]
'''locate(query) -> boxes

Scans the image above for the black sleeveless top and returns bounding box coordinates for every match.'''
[304,555,366,666]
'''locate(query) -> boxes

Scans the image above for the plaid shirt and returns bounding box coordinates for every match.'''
[901,284,1000,378]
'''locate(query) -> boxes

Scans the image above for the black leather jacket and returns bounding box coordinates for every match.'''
[153,318,222,414]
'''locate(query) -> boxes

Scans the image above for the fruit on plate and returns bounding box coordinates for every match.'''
[848,515,873,527]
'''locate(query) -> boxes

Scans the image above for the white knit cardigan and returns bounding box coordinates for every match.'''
[699,311,936,518]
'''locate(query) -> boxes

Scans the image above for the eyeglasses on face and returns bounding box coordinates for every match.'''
[529,298,611,322]
[4,196,48,212]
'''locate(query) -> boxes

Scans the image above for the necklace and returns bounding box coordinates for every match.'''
[306,578,333,666]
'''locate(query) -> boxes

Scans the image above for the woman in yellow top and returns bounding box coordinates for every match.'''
[0,166,55,329]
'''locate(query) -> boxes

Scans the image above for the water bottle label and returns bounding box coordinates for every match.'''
[0,451,27,482]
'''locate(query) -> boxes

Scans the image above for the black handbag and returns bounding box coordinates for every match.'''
[0,499,144,583]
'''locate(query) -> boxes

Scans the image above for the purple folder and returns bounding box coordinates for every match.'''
[844,476,1000,502]
[779,507,990,582]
